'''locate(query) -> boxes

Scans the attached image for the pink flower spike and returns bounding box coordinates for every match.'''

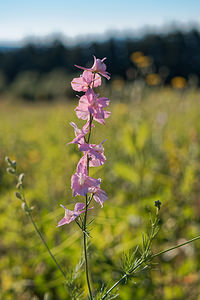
[88,187,108,207]
[57,202,93,226]
[71,70,102,92]
[75,56,110,80]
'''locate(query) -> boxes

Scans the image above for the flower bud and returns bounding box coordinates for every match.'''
[16,182,22,189]
[16,173,25,188]
[15,192,23,200]
[155,200,161,210]
[18,173,24,183]
[5,156,12,166]
[6,167,15,174]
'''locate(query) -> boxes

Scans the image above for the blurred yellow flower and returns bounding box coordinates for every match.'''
[171,76,187,89]
[146,73,161,86]
[136,56,152,68]
[130,51,144,63]
[130,52,152,68]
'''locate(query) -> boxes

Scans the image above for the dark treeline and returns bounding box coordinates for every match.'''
[0,28,200,99]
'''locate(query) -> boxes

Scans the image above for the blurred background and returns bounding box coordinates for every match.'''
[1,0,200,299]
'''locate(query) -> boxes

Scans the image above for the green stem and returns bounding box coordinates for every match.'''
[102,235,200,299]
[83,194,93,300]
[82,113,93,299]
[18,184,67,281]
[87,114,93,145]
[102,274,127,299]
[28,210,67,280]
[151,235,200,259]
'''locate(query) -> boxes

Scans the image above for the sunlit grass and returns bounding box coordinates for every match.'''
[0,87,200,299]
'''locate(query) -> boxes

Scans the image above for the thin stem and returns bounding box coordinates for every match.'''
[102,274,127,299]
[102,235,200,299]
[82,113,94,299]
[102,260,143,300]
[28,210,67,280]
[151,235,200,259]
[87,113,93,145]
[83,194,93,300]
[81,78,94,298]
[18,186,67,281]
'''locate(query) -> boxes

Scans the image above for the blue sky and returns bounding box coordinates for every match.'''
[0,0,200,41]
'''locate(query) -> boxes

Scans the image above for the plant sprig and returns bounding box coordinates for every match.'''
[5,156,67,282]
[102,203,200,299]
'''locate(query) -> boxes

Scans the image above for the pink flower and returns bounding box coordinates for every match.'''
[79,140,106,167]
[58,203,93,226]
[88,187,108,207]
[75,89,111,124]
[67,121,92,145]
[75,56,110,80]
[71,157,101,196]
[71,173,101,196]
[71,70,101,92]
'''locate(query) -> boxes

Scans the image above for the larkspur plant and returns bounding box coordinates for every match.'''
[59,56,111,299]
[5,56,200,300]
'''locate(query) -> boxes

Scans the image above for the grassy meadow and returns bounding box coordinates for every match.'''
[0,86,200,299]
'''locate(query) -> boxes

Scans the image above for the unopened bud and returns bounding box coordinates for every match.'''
[15,192,23,200]
[16,182,22,189]
[155,200,161,210]
[5,156,12,166]
[18,173,24,183]
[6,167,15,174]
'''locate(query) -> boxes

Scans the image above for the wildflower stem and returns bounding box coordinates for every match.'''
[28,210,67,281]
[20,187,67,281]
[151,235,200,259]
[82,113,93,299]
[102,235,200,299]
[6,160,67,283]
[83,194,93,299]
[87,113,93,144]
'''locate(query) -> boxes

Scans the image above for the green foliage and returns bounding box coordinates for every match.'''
[10,69,72,100]
[0,87,200,299]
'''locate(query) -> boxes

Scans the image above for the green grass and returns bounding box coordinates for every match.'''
[0,87,200,299]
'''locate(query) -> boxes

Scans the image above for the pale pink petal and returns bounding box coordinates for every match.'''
[75,56,110,80]
[71,77,86,92]
[93,74,102,87]
[79,142,106,167]
[74,202,85,212]
[104,111,111,119]
[98,97,110,107]
[57,217,69,227]
[88,187,108,207]
[58,202,93,226]
[71,170,101,197]
[93,188,108,207]
[77,155,88,174]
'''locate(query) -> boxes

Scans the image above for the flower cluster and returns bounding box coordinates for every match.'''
[58,56,110,226]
